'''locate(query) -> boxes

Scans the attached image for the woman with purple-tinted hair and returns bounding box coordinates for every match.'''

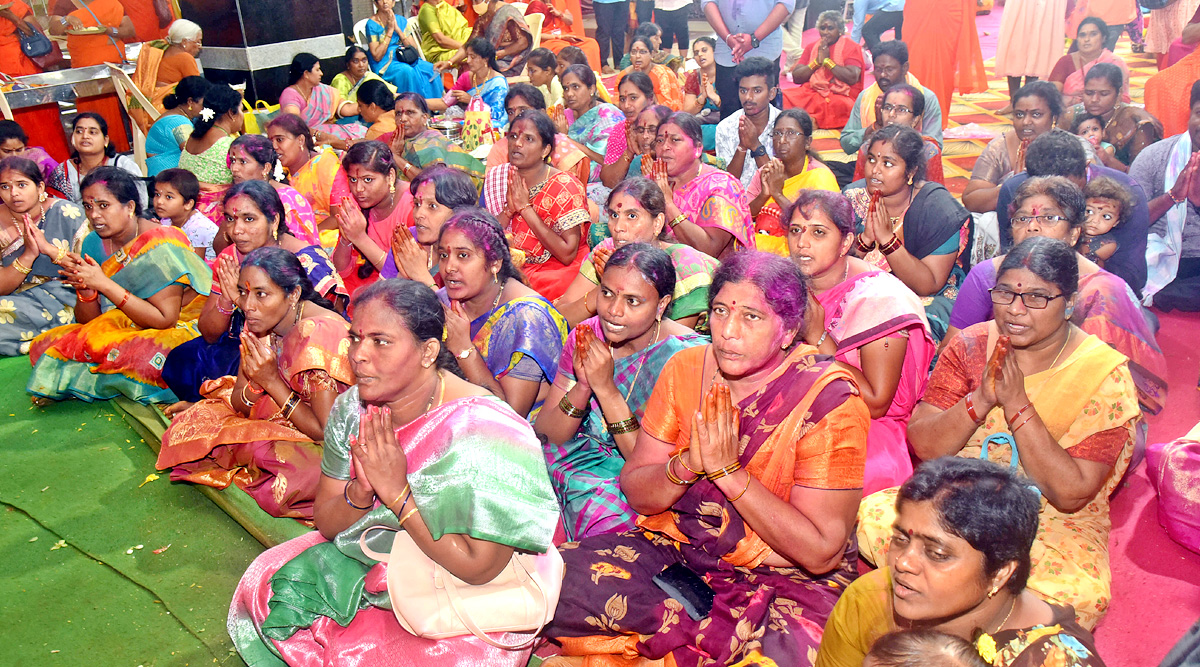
[438,207,568,419]
[785,189,936,496]
[544,250,869,666]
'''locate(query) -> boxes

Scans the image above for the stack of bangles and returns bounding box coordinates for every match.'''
[386,484,420,527]
[1007,401,1036,433]
[216,296,236,315]
[808,58,837,70]
[665,451,752,501]
[877,235,903,256]
[558,394,585,418]
[10,257,32,275]
[278,391,302,421]
[607,416,639,435]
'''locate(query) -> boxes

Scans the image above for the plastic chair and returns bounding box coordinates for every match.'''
[353,18,370,49]
[403,18,426,62]
[525,12,544,51]
[511,1,529,13]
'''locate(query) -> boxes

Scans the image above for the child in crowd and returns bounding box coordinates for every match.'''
[1078,176,1135,268]
[863,629,989,667]
[528,47,564,109]
[153,168,218,262]
[1072,113,1116,165]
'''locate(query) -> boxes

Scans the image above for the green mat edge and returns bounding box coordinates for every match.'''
[112,398,312,549]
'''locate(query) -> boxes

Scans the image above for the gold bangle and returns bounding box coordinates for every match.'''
[10,257,32,275]
[559,393,586,418]
[706,461,742,481]
[52,246,67,265]
[606,416,639,435]
[387,485,410,512]
[677,450,702,475]
[666,454,697,485]
[668,214,687,229]
[279,391,301,420]
[725,472,752,501]
[397,507,420,528]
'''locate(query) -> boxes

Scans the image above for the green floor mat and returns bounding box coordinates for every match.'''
[112,398,312,549]
[0,357,261,664]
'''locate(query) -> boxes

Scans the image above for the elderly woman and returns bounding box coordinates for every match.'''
[787,11,864,130]
[428,38,510,131]
[557,177,719,329]
[859,236,1142,630]
[384,93,485,186]
[948,176,1167,417]
[158,247,350,519]
[748,108,839,236]
[786,190,936,496]
[128,19,204,131]
[28,167,211,404]
[0,157,87,356]
[647,112,754,259]
[544,251,869,665]
[1049,18,1131,107]
[1060,63,1163,171]
[161,180,343,406]
[844,125,970,342]
[281,53,367,145]
[817,458,1108,667]
[440,208,569,419]
[379,164,479,283]
[364,0,442,98]
[433,0,531,77]
[228,279,559,666]
[536,243,705,539]
[1129,81,1200,312]
[483,110,590,301]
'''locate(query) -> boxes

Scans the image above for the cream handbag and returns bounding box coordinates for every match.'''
[359,525,563,649]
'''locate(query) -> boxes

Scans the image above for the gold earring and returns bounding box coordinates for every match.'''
[987,586,1000,599]
[38,192,46,202]
[389,180,396,194]
[493,270,499,284]
[271,225,278,241]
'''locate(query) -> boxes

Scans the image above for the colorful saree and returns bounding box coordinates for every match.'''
[815,568,1107,667]
[487,133,591,187]
[290,149,352,247]
[330,70,395,101]
[280,84,368,142]
[275,184,322,247]
[157,315,352,519]
[747,158,840,236]
[618,64,684,111]
[816,270,935,495]
[160,243,346,404]
[27,225,212,404]
[785,36,864,129]
[417,0,471,63]
[0,200,88,356]
[470,2,532,77]
[578,239,718,322]
[227,388,560,666]
[482,164,591,300]
[145,113,192,176]
[383,127,486,187]
[469,293,567,417]
[178,134,235,227]
[949,261,1168,416]
[365,16,443,98]
[546,317,706,540]
[845,181,970,343]
[1056,50,1132,107]
[665,164,755,258]
[857,322,1140,630]
[567,102,624,181]
[546,344,869,666]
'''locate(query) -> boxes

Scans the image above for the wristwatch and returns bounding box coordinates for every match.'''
[749,145,768,159]
[750,33,760,49]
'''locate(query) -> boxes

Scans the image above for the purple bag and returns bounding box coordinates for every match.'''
[1147,428,1200,556]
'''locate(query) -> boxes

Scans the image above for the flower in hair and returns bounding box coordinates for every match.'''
[273,161,286,182]
[199,107,215,122]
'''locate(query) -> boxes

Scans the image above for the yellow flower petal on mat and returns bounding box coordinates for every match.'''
[138,473,160,488]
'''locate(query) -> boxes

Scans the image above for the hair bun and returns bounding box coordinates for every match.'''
[163,92,179,108]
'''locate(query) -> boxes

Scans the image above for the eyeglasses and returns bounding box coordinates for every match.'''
[1012,214,1069,227]
[881,103,913,115]
[988,287,1065,309]
[770,129,805,139]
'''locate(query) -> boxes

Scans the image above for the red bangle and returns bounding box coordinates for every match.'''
[1006,401,1034,428]
[116,289,131,309]
[1011,412,1037,433]
[77,289,99,303]
[879,235,903,255]
[965,392,984,424]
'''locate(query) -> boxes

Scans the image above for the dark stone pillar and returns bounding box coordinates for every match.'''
[181,0,351,103]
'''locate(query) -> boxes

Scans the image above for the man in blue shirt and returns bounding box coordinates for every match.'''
[852,0,905,54]
[701,0,796,118]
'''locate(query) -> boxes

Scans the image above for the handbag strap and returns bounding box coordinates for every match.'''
[69,0,123,58]
[442,552,550,650]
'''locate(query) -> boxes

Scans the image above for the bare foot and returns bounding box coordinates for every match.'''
[162,401,195,418]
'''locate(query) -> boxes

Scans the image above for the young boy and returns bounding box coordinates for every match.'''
[1079,176,1135,268]
[153,168,218,262]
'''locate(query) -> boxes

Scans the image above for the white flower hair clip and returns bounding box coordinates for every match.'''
[199,107,215,122]
[273,161,286,182]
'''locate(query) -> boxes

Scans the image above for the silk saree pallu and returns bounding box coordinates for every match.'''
[471,295,568,412]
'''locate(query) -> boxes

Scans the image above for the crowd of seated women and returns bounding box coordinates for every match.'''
[0,20,1190,666]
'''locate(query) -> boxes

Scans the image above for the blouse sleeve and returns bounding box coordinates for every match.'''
[948,260,998,330]
[970,136,1011,184]
[320,390,360,480]
[279,86,305,111]
[1048,55,1075,83]
[921,330,983,410]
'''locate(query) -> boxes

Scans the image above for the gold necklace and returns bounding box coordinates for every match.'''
[425,371,444,413]
[993,597,1017,634]
[610,318,661,402]
[1045,327,1073,373]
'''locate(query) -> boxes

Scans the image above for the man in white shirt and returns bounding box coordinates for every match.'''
[715,57,782,187]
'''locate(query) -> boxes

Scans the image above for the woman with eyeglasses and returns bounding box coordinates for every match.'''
[851,84,945,187]
[746,108,838,237]
[944,176,1166,419]
[857,234,1142,631]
